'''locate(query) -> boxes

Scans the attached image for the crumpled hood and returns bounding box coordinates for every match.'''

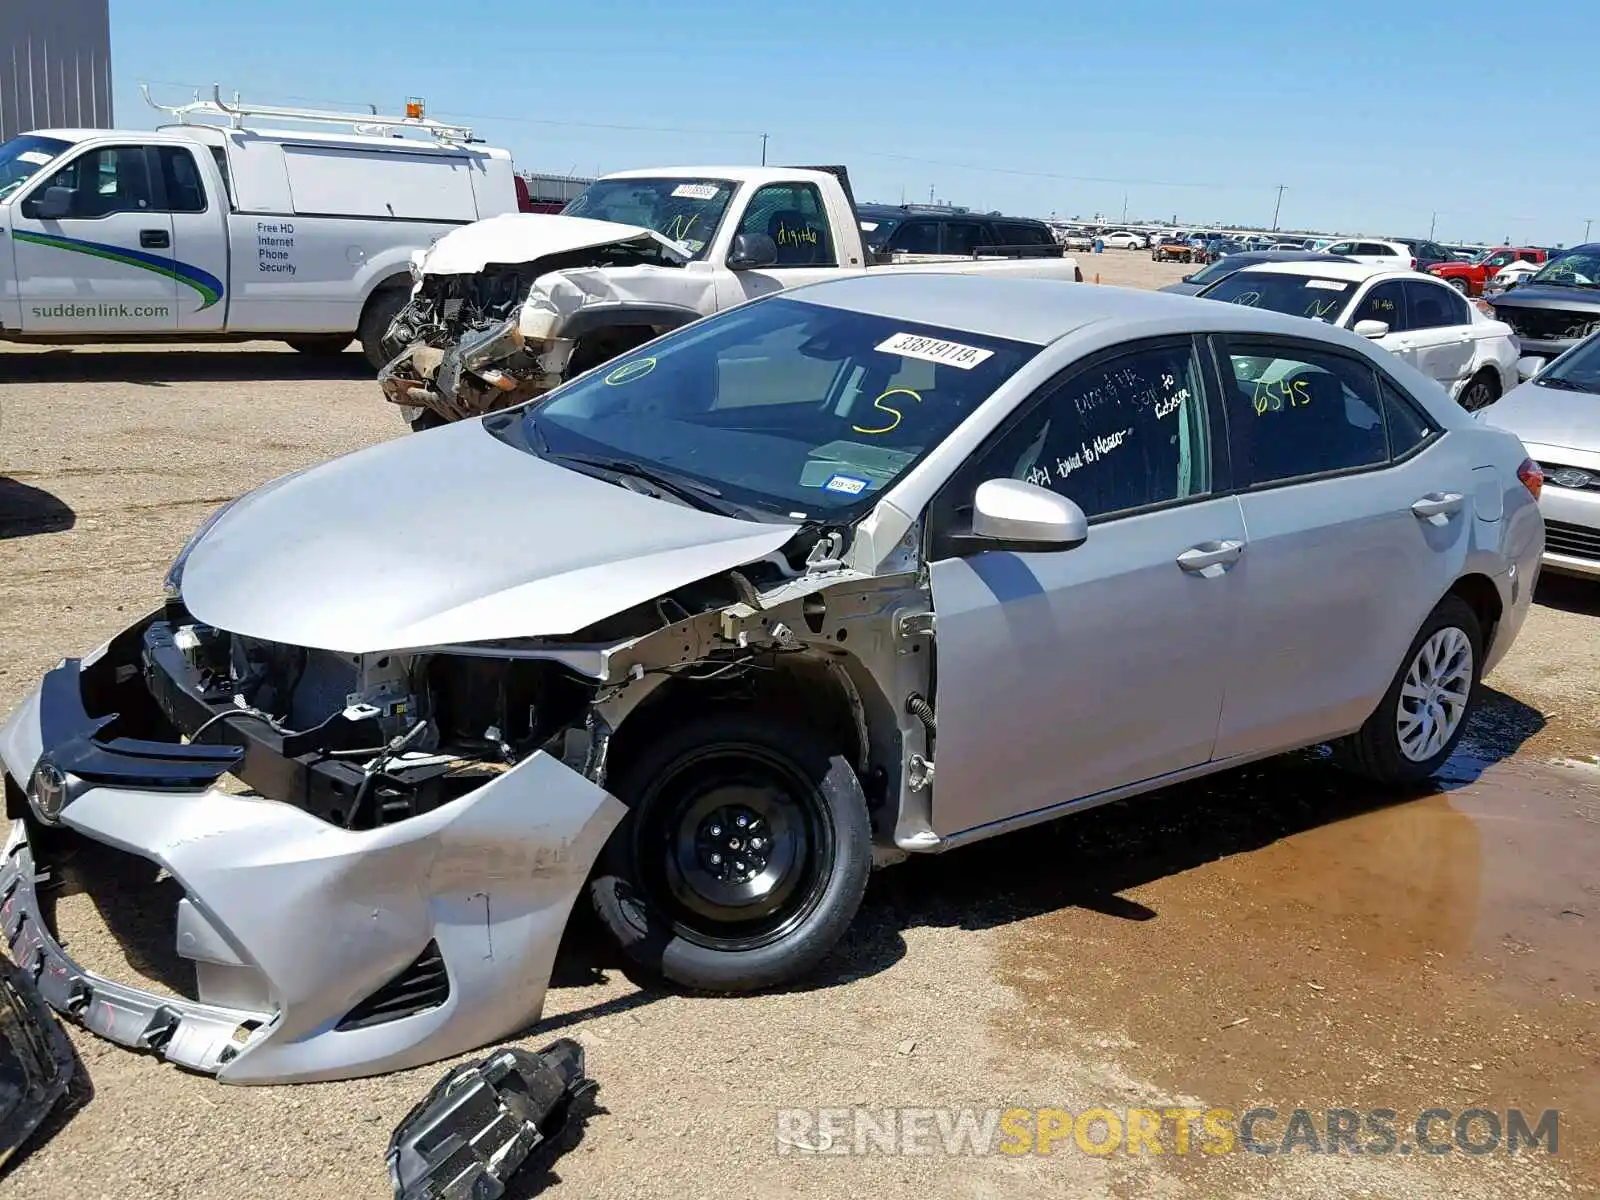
[1491,283,1600,313]
[1481,379,1600,455]
[419,213,690,276]
[179,420,796,654]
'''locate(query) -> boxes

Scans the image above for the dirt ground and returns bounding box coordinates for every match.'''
[1,253,1596,1199]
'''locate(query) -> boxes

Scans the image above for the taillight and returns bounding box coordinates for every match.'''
[1518,458,1544,499]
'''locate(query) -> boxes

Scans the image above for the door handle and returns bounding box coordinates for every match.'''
[140,229,170,249]
[1411,492,1464,522]
[1176,539,1245,575]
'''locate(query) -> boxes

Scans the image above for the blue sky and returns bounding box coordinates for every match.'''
[109,0,1600,245]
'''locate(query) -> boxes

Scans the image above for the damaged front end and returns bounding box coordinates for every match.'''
[377,216,697,426]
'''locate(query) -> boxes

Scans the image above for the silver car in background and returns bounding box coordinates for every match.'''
[0,275,1543,1084]
[1478,327,1600,576]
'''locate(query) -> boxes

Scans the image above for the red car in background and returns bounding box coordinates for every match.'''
[1430,246,1549,296]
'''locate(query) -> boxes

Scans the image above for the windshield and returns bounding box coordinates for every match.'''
[1532,250,1600,287]
[1539,331,1600,394]
[0,134,72,202]
[561,176,737,259]
[505,296,1039,520]
[1200,271,1353,321]
[858,215,901,249]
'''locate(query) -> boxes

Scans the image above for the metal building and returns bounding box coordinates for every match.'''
[1,0,114,142]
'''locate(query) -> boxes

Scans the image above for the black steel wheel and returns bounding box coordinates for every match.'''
[590,712,871,992]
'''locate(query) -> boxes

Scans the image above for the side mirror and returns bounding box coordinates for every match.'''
[1180,273,1193,282]
[1352,319,1390,339]
[727,232,778,271]
[26,186,73,221]
[1516,355,1545,382]
[966,479,1088,552]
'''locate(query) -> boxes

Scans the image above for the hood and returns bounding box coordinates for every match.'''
[179,420,796,654]
[419,213,690,276]
[1158,281,1205,296]
[1488,283,1600,313]
[1480,379,1600,455]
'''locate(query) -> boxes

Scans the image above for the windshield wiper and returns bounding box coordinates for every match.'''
[546,451,747,515]
[1536,376,1596,392]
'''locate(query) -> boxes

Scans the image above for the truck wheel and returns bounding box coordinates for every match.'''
[1447,278,1469,295]
[358,287,412,371]
[590,712,872,993]
[285,334,353,357]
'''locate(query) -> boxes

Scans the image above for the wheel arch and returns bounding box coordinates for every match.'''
[1446,571,1503,659]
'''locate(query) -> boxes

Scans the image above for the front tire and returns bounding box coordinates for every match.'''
[358,287,411,371]
[590,713,871,993]
[284,334,352,357]
[1333,595,1482,785]
[1447,277,1470,295]
[1458,368,1501,412]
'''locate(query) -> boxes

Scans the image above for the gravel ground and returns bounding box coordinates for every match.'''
[1,253,1595,1199]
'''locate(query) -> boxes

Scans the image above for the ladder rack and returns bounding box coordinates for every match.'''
[141,84,478,145]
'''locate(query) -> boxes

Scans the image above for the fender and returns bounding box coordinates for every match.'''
[557,301,708,341]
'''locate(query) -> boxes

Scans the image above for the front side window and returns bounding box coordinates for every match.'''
[0,134,72,202]
[1349,280,1408,330]
[562,176,736,258]
[736,182,837,267]
[1221,341,1388,485]
[962,341,1213,521]
[508,297,1038,519]
[1202,270,1353,322]
[888,219,941,255]
[25,146,154,218]
[1484,251,1513,269]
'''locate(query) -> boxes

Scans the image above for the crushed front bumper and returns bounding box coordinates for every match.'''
[0,634,625,1085]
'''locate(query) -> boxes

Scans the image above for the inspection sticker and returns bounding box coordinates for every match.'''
[875,332,994,369]
[823,473,871,496]
[1304,279,1349,290]
[671,183,721,200]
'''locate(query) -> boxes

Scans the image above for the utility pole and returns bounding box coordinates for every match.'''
[759,133,768,166]
[929,185,935,205]
[1428,211,1437,240]
[1121,191,1128,223]
[1586,218,1594,243]
[1271,184,1286,232]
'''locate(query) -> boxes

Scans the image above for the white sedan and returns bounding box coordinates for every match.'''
[1198,261,1520,411]
[1100,230,1146,250]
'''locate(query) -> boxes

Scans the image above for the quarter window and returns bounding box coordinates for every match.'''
[736,183,837,267]
[1221,342,1388,484]
[965,342,1213,521]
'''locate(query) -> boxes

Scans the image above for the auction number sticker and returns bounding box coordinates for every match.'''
[605,357,656,385]
[1304,279,1349,291]
[671,183,721,200]
[823,473,871,495]
[875,332,994,369]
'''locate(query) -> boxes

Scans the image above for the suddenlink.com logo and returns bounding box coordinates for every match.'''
[774,1106,1560,1157]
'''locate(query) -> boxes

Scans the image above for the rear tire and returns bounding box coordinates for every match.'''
[284,334,352,357]
[590,712,871,993]
[1458,368,1501,412]
[358,287,411,371]
[1333,594,1482,786]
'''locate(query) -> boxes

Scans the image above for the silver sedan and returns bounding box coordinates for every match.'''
[0,275,1544,1084]
[1478,328,1600,577]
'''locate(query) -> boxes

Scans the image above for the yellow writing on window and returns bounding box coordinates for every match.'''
[852,388,922,435]
[776,222,819,248]
[1252,377,1312,415]
[665,214,700,244]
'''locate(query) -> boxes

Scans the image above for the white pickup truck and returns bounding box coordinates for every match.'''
[379,165,1083,427]
[0,93,518,368]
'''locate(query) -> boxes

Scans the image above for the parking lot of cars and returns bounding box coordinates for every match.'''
[1,253,1598,1199]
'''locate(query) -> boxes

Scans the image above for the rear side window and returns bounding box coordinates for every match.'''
[965,340,1213,520]
[157,147,206,213]
[1220,341,1388,485]
[208,146,235,208]
[944,222,996,256]
[1403,279,1467,329]
[994,221,1050,247]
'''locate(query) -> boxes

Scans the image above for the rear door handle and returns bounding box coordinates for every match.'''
[140,229,169,249]
[1176,539,1245,576]
[1411,492,1464,522]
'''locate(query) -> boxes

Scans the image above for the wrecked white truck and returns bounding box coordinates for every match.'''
[377,164,1082,428]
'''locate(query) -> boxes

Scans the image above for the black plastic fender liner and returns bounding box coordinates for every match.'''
[0,955,77,1170]
[387,1039,593,1200]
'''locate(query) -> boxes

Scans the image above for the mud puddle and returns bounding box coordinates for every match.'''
[892,742,1599,1193]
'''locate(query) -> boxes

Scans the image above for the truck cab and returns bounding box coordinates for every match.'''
[0,90,518,366]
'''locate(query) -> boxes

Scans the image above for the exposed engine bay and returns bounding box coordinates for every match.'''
[377,232,689,425]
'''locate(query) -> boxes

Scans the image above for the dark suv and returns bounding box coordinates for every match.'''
[857,204,1063,261]
[1391,238,1456,272]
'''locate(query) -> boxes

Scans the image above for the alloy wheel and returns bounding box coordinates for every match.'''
[1396,626,1474,762]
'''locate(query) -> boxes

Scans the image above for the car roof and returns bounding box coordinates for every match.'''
[780,272,1369,346]
[1221,250,1357,266]
[1230,260,1411,282]
[855,204,1048,226]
